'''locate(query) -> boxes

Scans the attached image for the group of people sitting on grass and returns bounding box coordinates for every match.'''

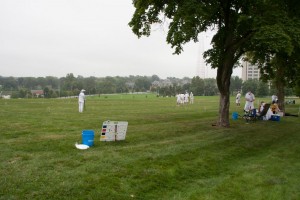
[257,100,281,120]
[242,90,298,120]
[243,91,283,120]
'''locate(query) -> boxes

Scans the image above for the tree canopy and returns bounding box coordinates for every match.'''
[129,0,300,127]
[244,1,300,113]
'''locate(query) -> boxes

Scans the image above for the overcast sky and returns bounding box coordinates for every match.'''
[0,0,241,79]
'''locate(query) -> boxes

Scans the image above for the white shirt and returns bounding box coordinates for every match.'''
[236,93,241,102]
[271,95,277,102]
[78,92,85,103]
[190,92,193,98]
[176,94,181,103]
[244,92,255,110]
[184,93,189,102]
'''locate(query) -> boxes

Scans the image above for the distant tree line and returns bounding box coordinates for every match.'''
[0,73,297,98]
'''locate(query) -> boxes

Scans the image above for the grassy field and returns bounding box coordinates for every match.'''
[0,94,300,200]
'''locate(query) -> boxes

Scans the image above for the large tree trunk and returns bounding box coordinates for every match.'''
[277,83,285,113]
[218,90,230,127]
[275,74,285,113]
[275,66,286,113]
[216,58,233,127]
[214,1,251,127]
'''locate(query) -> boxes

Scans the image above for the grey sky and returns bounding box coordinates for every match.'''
[0,0,241,79]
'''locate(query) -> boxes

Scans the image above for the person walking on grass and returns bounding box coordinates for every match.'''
[78,89,86,113]
[236,91,241,106]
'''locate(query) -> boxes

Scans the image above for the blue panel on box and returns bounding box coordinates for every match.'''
[271,115,280,121]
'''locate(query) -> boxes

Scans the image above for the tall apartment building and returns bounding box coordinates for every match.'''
[241,61,260,81]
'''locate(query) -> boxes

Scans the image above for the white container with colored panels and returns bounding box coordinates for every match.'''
[100,121,128,141]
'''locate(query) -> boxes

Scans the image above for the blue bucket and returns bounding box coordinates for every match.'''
[232,112,238,120]
[82,130,94,146]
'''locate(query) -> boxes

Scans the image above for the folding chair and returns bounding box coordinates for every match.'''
[256,103,270,120]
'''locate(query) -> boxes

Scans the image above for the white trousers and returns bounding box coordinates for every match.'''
[79,102,84,112]
[244,101,254,111]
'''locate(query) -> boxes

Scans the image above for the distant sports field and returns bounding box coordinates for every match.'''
[1,94,300,199]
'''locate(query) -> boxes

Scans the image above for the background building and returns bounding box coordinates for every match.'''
[241,61,260,81]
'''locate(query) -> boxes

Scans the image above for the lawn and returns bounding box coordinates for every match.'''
[0,94,299,200]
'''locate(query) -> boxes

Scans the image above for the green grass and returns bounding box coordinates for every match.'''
[0,94,300,200]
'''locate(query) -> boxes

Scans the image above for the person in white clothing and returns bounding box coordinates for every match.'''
[256,101,265,116]
[78,89,86,113]
[271,94,278,103]
[176,93,181,105]
[190,92,194,104]
[184,92,189,104]
[244,90,255,111]
[180,93,185,105]
[236,91,241,106]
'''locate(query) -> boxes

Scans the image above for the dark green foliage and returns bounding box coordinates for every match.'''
[190,76,204,96]
[204,78,218,96]
[256,81,269,97]
[242,79,259,95]
[230,76,243,95]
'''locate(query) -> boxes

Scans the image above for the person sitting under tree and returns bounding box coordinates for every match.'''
[270,100,280,114]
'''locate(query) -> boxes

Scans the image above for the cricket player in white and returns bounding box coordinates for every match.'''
[184,92,189,104]
[190,92,194,104]
[78,89,86,113]
[176,93,181,105]
[236,91,241,106]
[244,90,255,111]
[180,93,185,104]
